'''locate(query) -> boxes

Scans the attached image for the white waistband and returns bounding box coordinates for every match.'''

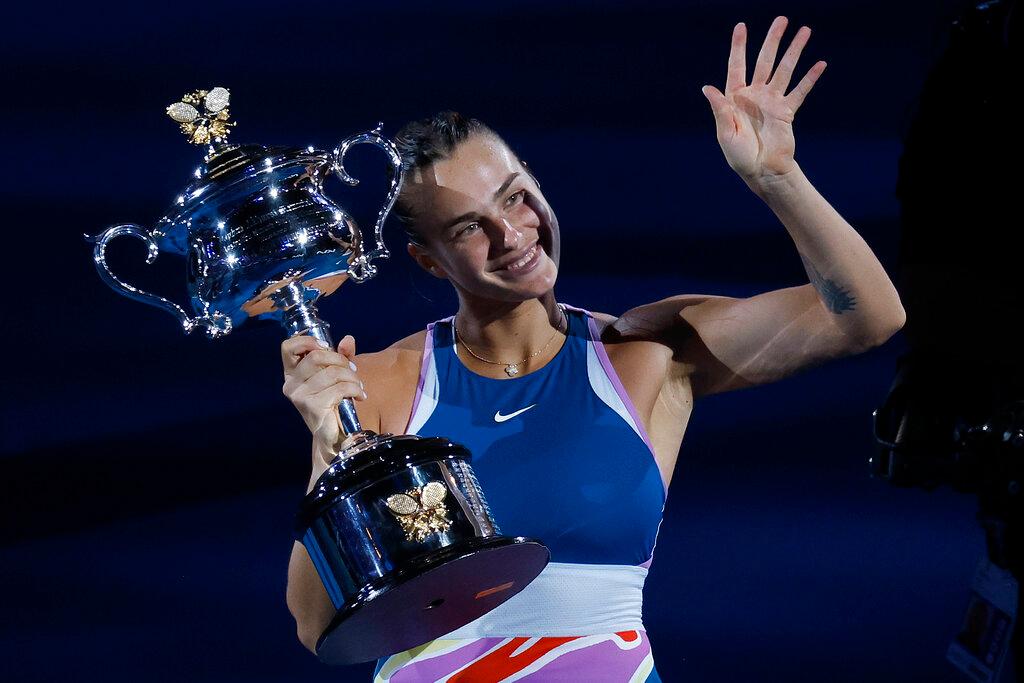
[440,561,648,638]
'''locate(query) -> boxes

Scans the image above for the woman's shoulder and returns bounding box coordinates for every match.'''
[579,306,676,369]
[584,309,617,332]
[570,307,619,342]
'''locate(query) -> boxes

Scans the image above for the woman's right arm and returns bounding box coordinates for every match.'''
[280,334,376,653]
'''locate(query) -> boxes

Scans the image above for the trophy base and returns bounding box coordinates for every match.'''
[315,536,549,665]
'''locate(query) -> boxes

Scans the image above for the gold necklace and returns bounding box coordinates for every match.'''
[454,306,568,377]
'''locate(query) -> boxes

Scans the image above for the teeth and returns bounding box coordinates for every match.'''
[505,245,537,271]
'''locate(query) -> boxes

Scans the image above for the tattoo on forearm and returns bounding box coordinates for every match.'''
[800,253,857,314]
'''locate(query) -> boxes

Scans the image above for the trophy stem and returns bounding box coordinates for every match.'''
[273,282,363,438]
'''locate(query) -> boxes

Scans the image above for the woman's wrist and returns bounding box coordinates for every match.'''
[306,441,334,494]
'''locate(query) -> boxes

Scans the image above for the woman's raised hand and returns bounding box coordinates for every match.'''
[701,16,827,188]
[281,334,365,464]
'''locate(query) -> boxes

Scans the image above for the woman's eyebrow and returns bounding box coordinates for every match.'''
[441,172,522,233]
[443,211,481,234]
[492,172,520,201]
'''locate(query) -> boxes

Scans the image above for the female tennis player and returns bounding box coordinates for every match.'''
[282,16,906,681]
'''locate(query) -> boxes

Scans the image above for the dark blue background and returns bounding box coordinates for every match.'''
[1,1,987,681]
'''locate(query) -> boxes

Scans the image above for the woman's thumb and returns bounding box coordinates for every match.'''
[337,334,356,358]
[701,84,723,106]
[701,85,734,134]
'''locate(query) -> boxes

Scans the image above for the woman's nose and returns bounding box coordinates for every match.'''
[502,218,523,249]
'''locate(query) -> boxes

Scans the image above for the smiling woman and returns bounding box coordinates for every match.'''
[282,15,906,682]
[283,111,670,681]
[368,116,668,682]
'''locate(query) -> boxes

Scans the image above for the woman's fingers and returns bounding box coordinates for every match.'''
[725,22,747,95]
[722,16,821,109]
[752,15,788,86]
[281,335,356,372]
[297,365,363,397]
[769,25,812,94]
[281,335,325,371]
[279,334,363,454]
[291,348,355,384]
[310,382,367,414]
[786,60,827,110]
[286,371,364,424]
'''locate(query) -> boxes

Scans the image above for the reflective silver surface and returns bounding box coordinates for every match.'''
[86,122,403,435]
[85,124,402,337]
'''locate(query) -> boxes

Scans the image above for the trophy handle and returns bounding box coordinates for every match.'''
[331,123,405,282]
[84,224,232,338]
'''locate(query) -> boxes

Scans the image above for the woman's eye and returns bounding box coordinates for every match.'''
[456,223,479,238]
[505,190,526,207]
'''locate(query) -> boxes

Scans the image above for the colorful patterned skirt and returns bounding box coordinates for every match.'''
[372,563,660,682]
[373,630,660,682]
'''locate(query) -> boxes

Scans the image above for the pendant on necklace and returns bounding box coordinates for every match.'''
[505,363,520,377]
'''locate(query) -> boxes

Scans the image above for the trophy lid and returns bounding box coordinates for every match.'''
[152,87,331,255]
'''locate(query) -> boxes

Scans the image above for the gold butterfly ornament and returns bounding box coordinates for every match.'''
[166,86,235,145]
[384,481,453,542]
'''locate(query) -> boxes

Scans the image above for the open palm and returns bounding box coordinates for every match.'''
[702,16,827,184]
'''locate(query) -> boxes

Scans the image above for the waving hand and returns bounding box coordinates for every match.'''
[702,16,827,186]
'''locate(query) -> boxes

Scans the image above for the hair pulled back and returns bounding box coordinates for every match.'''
[391,111,502,247]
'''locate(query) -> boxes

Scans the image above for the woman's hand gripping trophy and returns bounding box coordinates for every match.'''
[281,334,366,480]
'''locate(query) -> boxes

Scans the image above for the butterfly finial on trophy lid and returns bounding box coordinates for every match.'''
[166,87,235,147]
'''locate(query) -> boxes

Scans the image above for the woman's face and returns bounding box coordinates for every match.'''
[403,133,559,304]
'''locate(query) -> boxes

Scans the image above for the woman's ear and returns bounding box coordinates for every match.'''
[407,242,448,279]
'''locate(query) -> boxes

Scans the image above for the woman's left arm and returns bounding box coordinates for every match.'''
[614,17,904,399]
[702,15,905,344]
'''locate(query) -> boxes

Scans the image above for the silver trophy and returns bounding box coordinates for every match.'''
[85,87,549,664]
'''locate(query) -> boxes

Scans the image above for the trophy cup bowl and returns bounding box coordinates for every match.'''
[85,88,549,665]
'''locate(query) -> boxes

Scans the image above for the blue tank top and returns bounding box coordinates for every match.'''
[404,303,666,566]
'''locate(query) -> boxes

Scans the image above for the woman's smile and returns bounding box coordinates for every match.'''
[493,240,542,276]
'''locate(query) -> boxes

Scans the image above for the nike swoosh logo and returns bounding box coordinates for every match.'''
[494,404,537,423]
